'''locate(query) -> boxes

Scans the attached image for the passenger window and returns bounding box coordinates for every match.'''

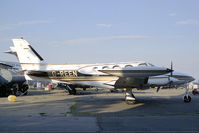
[102,66,109,69]
[113,65,120,69]
[93,67,98,70]
[125,65,133,68]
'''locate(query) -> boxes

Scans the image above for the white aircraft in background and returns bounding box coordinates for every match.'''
[148,71,194,90]
[147,70,194,102]
[6,38,193,103]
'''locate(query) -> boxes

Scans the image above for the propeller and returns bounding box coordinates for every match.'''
[168,61,173,88]
[157,61,174,92]
[170,61,173,77]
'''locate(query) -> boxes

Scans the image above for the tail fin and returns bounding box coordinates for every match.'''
[12,39,43,64]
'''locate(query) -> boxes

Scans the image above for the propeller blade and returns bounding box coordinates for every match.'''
[168,61,173,88]
[170,61,173,77]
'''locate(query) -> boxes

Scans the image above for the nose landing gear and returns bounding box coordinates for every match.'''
[184,84,191,103]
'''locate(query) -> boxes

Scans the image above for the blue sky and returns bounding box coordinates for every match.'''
[0,0,199,78]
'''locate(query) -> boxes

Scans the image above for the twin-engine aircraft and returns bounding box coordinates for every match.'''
[6,38,188,103]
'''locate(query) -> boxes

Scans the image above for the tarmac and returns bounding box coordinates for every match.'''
[0,88,199,133]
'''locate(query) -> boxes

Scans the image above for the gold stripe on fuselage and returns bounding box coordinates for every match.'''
[49,76,119,80]
[60,79,117,82]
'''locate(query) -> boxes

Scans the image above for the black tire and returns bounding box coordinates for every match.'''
[192,89,198,95]
[68,89,72,94]
[68,88,76,95]
[125,100,136,105]
[21,84,29,93]
[188,95,191,102]
[184,96,188,102]
[110,89,118,93]
[184,95,191,103]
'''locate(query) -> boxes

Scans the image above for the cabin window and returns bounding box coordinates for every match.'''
[102,66,109,69]
[113,65,120,69]
[93,67,98,70]
[125,65,133,68]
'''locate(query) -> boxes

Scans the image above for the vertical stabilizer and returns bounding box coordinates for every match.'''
[12,39,43,64]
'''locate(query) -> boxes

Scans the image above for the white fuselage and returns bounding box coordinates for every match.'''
[22,62,171,89]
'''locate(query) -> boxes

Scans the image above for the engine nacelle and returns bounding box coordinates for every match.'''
[115,77,148,88]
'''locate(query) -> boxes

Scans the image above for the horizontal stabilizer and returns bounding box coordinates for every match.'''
[0,63,13,69]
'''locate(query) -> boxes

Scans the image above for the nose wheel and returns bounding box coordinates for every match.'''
[183,84,191,103]
[184,95,191,103]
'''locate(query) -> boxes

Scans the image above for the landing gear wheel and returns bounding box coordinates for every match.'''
[192,89,198,95]
[183,84,191,103]
[110,89,118,93]
[68,88,76,95]
[18,84,29,96]
[21,84,29,92]
[184,95,191,103]
[65,85,77,95]
[125,100,136,104]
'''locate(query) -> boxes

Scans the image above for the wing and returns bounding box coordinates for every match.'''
[78,65,171,77]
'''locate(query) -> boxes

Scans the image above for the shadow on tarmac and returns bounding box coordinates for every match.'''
[1,89,199,132]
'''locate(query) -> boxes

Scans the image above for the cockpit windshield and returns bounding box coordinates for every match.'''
[148,63,154,66]
[138,63,147,66]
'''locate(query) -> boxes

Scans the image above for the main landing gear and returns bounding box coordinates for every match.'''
[65,85,76,95]
[125,88,136,104]
[184,84,191,103]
